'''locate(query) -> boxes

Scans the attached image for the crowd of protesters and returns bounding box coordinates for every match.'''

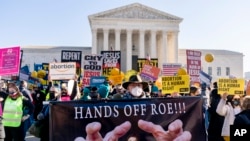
[0,74,250,141]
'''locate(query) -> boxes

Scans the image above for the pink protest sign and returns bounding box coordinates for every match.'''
[0,46,21,76]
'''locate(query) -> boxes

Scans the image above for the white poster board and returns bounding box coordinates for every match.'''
[49,62,76,80]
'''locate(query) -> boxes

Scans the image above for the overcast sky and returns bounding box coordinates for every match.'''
[1,0,250,72]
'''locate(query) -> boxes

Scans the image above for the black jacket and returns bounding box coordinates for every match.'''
[234,109,250,125]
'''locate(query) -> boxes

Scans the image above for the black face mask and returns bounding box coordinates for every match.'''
[233,100,240,106]
[49,92,55,100]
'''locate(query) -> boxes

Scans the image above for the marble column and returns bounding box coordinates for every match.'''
[126,30,132,71]
[172,32,179,63]
[115,29,121,51]
[162,31,167,64]
[91,28,97,54]
[150,30,157,58]
[139,30,145,58]
[103,29,109,51]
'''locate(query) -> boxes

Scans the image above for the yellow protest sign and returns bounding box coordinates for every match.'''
[162,75,190,94]
[108,75,124,85]
[218,78,245,95]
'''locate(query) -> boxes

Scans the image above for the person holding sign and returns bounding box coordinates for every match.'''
[216,93,242,141]
[75,119,191,141]
[122,75,148,99]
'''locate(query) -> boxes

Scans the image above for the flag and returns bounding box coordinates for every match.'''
[199,70,212,86]
[162,63,181,76]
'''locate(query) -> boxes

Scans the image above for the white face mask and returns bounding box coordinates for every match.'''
[131,86,143,97]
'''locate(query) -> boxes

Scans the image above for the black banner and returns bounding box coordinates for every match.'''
[50,97,206,141]
[61,50,82,76]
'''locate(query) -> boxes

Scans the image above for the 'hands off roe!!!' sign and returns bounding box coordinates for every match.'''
[49,62,76,80]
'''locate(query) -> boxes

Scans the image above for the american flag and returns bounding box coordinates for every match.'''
[162,63,182,76]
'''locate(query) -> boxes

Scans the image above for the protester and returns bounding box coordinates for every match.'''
[60,83,71,101]
[112,84,125,99]
[19,80,33,102]
[89,86,100,100]
[1,83,34,141]
[216,93,242,141]
[32,85,46,121]
[98,80,110,99]
[76,119,191,141]
[80,86,91,101]
[189,86,201,96]
[234,95,250,124]
[122,75,148,99]
[36,83,62,141]
[19,80,34,140]
[150,81,159,98]
[207,88,225,141]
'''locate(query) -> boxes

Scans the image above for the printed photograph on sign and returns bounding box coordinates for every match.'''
[50,97,206,141]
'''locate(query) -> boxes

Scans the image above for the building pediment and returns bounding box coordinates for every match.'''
[89,3,182,22]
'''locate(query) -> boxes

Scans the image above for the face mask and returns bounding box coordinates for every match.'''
[131,86,143,97]
[61,92,68,96]
[233,100,240,106]
[49,92,55,99]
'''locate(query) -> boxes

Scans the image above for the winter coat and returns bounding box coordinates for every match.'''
[234,109,250,125]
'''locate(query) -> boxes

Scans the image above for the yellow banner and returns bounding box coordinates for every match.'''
[162,75,190,94]
[218,78,245,95]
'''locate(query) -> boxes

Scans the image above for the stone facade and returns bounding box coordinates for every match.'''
[89,3,182,71]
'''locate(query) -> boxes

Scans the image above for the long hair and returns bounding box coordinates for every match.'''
[242,96,250,110]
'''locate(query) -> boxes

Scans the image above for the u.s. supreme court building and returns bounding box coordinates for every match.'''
[20,3,244,81]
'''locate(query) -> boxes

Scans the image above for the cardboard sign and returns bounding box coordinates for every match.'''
[162,75,190,94]
[49,62,76,80]
[218,78,245,95]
